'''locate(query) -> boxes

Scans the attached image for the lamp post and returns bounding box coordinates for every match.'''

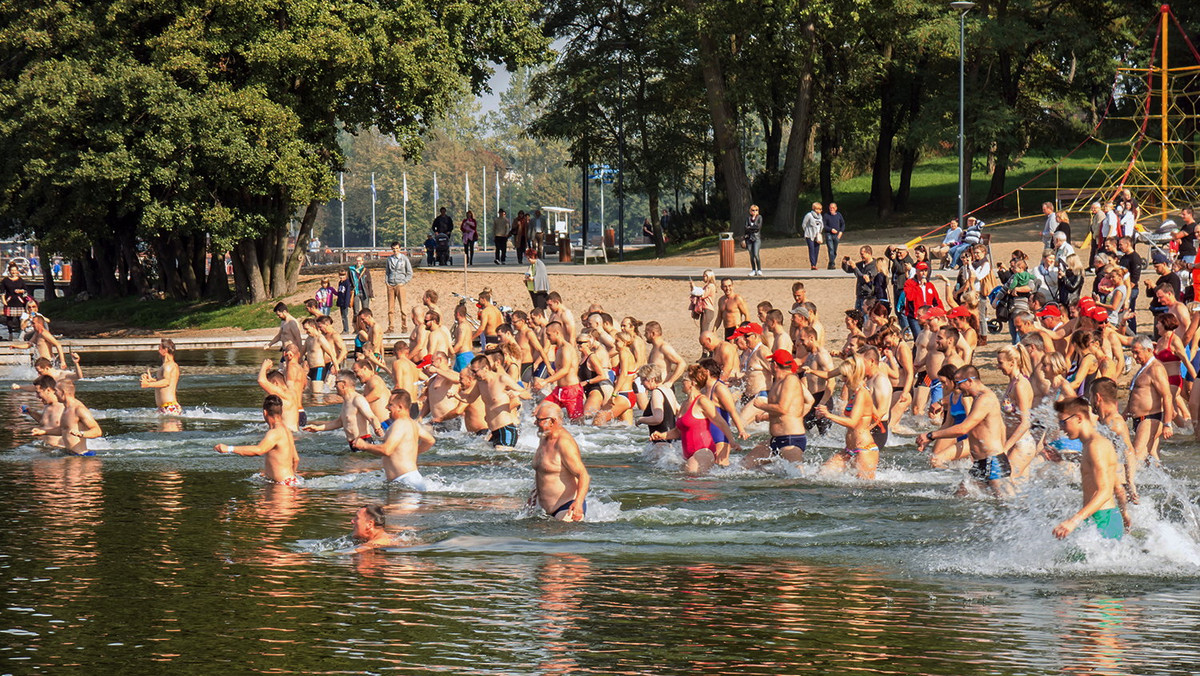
[951,1,974,233]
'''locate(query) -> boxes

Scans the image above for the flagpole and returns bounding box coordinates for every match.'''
[370,172,377,250]
[402,172,409,250]
[339,172,346,259]
[482,166,488,252]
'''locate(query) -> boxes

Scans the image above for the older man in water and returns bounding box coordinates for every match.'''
[350,504,394,552]
[531,402,590,521]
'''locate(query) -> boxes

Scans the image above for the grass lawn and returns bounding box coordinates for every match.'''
[617,234,720,262]
[802,144,1123,231]
[42,296,284,332]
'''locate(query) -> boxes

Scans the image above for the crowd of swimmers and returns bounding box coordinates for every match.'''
[15,213,1200,549]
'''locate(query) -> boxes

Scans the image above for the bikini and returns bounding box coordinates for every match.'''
[1156,347,1183,388]
[705,383,734,445]
[841,386,882,455]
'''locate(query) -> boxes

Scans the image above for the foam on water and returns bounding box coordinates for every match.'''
[92,405,265,422]
[928,465,1200,577]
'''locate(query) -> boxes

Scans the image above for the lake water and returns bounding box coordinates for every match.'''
[3,350,1200,674]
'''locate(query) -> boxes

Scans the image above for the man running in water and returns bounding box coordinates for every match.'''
[214,395,301,486]
[473,289,504,349]
[534,321,583,420]
[140,338,182,415]
[732,322,773,425]
[532,402,590,521]
[352,358,391,423]
[301,319,337,394]
[764,309,793,355]
[266,302,303,352]
[30,379,102,456]
[1052,396,1123,540]
[303,372,385,450]
[644,321,686,387]
[1124,335,1173,499]
[546,292,577,344]
[424,309,453,363]
[451,303,476,372]
[916,365,1012,497]
[797,326,834,436]
[353,390,435,490]
[741,350,810,468]
[699,331,738,382]
[24,374,65,448]
[9,315,65,365]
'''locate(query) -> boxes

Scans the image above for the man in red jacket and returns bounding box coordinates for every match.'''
[903,262,943,337]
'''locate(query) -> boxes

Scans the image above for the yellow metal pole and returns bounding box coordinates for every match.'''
[1160,4,1169,219]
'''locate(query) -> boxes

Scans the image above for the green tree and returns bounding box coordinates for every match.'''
[0,0,547,302]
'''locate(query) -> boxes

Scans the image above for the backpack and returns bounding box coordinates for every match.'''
[688,292,706,319]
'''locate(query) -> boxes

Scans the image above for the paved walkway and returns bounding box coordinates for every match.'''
[419,260,847,280]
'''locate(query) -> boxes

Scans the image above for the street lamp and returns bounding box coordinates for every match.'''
[951,1,974,235]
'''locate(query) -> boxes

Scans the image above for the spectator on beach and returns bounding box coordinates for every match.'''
[461,211,477,265]
[931,220,962,268]
[526,248,550,309]
[315,278,335,316]
[822,202,845,269]
[744,204,763,277]
[384,242,413,334]
[348,255,372,317]
[513,210,529,264]
[493,209,510,265]
[335,269,354,333]
[530,209,547,255]
[801,202,824,270]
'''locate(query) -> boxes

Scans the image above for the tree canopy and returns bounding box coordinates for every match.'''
[0,0,547,301]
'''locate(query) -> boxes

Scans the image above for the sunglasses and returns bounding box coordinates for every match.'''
[1057,413,1082,429]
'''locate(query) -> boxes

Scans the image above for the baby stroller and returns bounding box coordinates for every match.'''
[434,231,452,266]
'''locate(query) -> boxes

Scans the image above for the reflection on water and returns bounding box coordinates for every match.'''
[2,351,1200,673]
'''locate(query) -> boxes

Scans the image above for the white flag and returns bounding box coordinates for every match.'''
[339,172,345,200]
[495,170,499,212]
[465,172,471,211]
[403,172,408,203]
[433,172,439,204]
[370,173,376,200]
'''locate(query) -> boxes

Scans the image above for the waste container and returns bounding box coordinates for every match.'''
[558,236,572,262]
[604,228,615,248]
[719,232,735,268]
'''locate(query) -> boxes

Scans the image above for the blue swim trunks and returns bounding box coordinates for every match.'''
[969,454,1011,482]
[769,434,807,456]
[1090,507,1124,540]
[489,424,519,448]
[454,351,475,372]
[929,378,944,405]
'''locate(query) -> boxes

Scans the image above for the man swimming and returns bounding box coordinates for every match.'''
[349,504,395,552]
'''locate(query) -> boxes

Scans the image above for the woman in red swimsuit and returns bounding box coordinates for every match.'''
[650,365,739,475]
[1154,313,1193,425]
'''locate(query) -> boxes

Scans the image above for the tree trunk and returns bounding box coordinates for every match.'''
[819,128,835,205]
[230,246,251,302]
[93,242,120,297]
[986,145,1010,207]
[696,29,752,237]
[237,238,268,303]
[772,23,815,235]
[869,56,897,218]
[152,237,182,299]
[283,201,319,295]
[39,250,55,300]
[177,234,201,300]
[268,226,287,298]
[763,113,782,175]
[895,146,919,211]
[205,250,231,301]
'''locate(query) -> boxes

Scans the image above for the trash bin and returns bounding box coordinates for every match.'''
[604,228,615,248]
[719,232,735,268]
[558,236,572,262]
